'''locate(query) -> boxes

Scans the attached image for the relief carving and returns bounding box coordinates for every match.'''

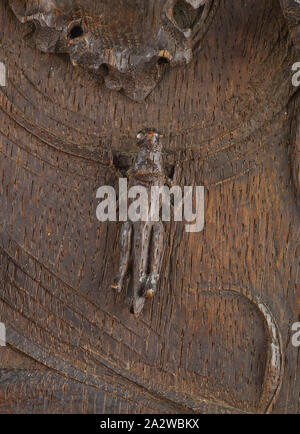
[111,130,166,316]
[1,0,299,414]
[9,0,218,101]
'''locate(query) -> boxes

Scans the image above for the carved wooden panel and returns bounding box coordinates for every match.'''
[0,0,299,414]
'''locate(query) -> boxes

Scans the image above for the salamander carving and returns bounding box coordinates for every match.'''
[112,130,166,316]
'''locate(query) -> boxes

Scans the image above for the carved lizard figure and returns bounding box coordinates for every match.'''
[112,130,166,316]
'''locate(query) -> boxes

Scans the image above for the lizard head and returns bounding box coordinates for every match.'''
[128,129,164,184]
[9,0,218,101]
[137,130,163,151]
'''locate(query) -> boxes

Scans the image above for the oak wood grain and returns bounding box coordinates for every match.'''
[0,0,299,414]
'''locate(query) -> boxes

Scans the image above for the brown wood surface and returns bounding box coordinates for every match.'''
[0,0,299,414]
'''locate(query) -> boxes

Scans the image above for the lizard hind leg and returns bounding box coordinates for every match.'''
[130,296,146,318]
[130,221,153,316]
[111,221,132,293]
[144,221,165,299]
[130,221,164,317]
